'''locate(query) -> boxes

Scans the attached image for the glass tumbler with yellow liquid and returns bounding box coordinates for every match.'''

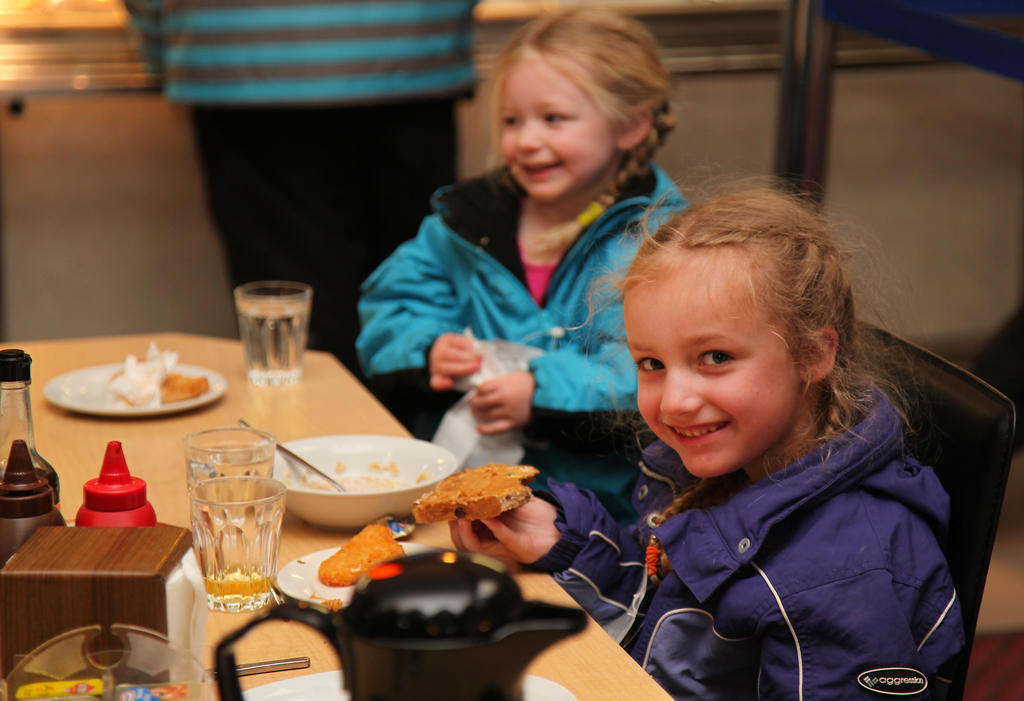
[189,476,286,612]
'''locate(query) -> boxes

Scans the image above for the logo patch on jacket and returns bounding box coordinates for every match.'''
[856,667,928,695]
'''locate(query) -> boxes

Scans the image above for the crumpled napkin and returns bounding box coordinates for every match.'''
[432,331,543,469]
[108,341,178,408]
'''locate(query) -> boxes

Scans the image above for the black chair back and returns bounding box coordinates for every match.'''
[867,326,1016,700]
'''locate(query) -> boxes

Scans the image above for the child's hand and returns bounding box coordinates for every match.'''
[448,497,560,563]
[470,371,535,434]
[429,333,482,391]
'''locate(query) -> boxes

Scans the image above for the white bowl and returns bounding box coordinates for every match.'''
[272,435,458,530]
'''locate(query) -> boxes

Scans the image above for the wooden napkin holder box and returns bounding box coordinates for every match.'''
[0,525,193,677]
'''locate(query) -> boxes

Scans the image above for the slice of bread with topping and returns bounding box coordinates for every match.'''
[412,462,539,523]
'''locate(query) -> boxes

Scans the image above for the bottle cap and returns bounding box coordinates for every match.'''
[0,440,54,518]
[0,350,31,382]
[81,441,151,512]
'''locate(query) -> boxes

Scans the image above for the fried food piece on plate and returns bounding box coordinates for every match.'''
[318,523,405,587]
[160,373,210,403]
[411,463,539,523]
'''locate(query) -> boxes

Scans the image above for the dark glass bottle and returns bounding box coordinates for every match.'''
[0,350,59,506]
[0,440,65,565]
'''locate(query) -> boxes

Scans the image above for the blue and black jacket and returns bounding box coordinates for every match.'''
[357,165,686,521]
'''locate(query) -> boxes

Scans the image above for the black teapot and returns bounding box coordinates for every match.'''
[215,551,587,701]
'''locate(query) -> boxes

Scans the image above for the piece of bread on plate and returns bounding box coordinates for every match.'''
[318,523,405,587]
[160,373,210,403]
[411,462,539,523]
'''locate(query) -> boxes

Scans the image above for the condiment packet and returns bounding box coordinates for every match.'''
[108,342,178,409]
[114,682,202,700]
[13,677,102,699]
[376,514,416,539]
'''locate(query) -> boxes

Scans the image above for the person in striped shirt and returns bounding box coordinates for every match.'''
[124,0,479,374]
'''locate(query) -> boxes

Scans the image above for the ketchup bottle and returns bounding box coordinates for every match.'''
[75,441,157,527]
[0,440,65,565]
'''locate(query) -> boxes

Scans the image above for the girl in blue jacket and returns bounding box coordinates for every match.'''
[357,8,687,522]
[451,188,964,699]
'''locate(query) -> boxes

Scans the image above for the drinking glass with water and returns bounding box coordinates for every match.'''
[183,426,276,488]
[234,281,312,386]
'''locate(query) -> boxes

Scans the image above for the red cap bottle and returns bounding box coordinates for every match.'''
[75,441,157,527]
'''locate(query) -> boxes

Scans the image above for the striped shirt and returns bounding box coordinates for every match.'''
[124,0,478,105]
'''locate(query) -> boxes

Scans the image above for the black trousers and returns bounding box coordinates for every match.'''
[191,99,457,375]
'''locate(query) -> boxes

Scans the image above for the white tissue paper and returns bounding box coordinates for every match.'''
[165,549,209,664]
[432,331,543,469]
[108,341,178,408]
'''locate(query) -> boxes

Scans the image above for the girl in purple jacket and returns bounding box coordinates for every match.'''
[451,187,963,699]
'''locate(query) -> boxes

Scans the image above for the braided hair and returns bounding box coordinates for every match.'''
[490,7,676,257]
[622,187,904,528]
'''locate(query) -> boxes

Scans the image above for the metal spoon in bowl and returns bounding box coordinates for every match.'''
[238,419,346,492]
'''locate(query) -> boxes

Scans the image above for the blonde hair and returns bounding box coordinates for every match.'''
[624,186,899,520]
[491,7,676,254]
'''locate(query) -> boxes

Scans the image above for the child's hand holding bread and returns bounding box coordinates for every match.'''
[412,463,560,563]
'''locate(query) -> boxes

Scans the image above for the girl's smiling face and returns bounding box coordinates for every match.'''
[499,54,642,214]
[625,247,833,482]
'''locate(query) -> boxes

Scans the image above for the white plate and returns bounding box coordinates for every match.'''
[243,670,576,701]
[276,543,435,610]
[43,363,227,417]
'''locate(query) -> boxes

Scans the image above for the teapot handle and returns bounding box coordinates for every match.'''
[214,604,337,701]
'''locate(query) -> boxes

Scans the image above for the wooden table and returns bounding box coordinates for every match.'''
[13,332,670,700]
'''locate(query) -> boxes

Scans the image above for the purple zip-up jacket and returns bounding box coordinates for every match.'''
[533,395,964,699]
